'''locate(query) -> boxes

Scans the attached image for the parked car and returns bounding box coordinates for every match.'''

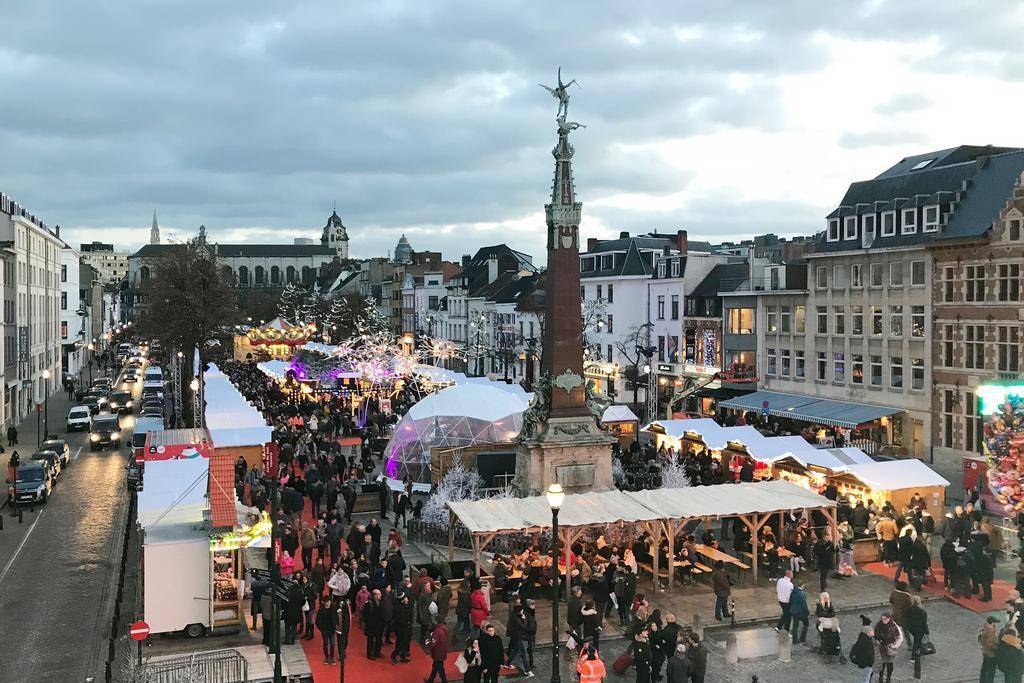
[107,390,134,415]
[67,405,92,430]
[9,462,52,505]
[140,407,164,419]
[91,377,113,392]
[41,438,71,467]
[90,415,122,451]
[127,461,143,490]
[81,395,104,415]
[31,450,62,480]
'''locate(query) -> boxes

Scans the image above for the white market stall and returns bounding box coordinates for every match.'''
[204,364,273,470]
[602,405,640,449]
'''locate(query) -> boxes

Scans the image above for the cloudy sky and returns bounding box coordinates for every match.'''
[2,1,1024,263]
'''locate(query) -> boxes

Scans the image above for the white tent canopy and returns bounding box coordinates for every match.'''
[406,384,529,423]
[845,460,950,490]
[204,363,273,447]
[626,480,833,520]
[138,458,209,528]
[602,405,639,423]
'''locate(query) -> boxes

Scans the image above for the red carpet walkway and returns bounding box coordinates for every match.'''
[860,561,1014,613]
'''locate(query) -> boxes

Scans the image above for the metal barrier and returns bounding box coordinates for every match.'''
[144,650,248,683]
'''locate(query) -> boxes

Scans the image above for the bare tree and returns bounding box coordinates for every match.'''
[615,324,648,407]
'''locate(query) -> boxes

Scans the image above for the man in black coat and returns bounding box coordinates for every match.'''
[362,589,386,658]
[478,623,505,683]
[390,592,414,663]
[566,586,584,634]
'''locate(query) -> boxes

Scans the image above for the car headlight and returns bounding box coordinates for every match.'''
[112,432,121,440]
[90,434,100,442]
[110,403,118,409]
[126,401,133,407]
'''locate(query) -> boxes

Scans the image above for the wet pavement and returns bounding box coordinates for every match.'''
[0,365,135,683]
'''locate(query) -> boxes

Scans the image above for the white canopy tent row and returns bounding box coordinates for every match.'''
[203,364,273,448]
[446,480,837,588]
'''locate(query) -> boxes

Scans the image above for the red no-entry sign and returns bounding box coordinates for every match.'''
[129,620,150,641]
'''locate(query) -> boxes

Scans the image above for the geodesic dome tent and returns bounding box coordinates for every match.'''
[384,383,529,485]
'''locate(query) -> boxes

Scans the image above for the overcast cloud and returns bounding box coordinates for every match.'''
[2,1,1024,263]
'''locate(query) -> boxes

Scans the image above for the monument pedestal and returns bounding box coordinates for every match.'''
[516,415,614,496]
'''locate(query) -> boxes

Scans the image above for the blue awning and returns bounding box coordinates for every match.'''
[718,390,901,429]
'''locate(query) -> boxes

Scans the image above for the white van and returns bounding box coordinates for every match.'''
[145,366,163,383]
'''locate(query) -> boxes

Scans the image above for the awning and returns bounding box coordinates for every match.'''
[718,390,901,429]
[693,386,752,401]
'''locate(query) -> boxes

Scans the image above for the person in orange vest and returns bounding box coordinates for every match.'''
[576,644,607,682]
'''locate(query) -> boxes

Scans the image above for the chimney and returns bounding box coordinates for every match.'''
[54,224,61,238]
[461,254,471,267]
[586,237,598,252]
[487,257,499,284]
[619,231,630,239]
[676,229,688,254]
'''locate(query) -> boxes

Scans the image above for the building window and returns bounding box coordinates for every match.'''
[834,306,845,335]
[889,262,903,287]
[890,356,903,388]
[881,211,896,237]
[942,390,955,448]
[833,266,847,289]
[862,214,876,245]
[1009,219,1023,241]
[844,216,857,240]
[902,208,917,234]
[727,308,754,335]
[852,354,864,384]
[912,358,924,390]
[850,264,862,288]
[606,314,613,333]
[998,263,1021,302]
[852,305,863,335]
[870,355,882,386]
[658,336,665,362]
[943,266,955,302]
[670,295,679,320]
[596,285,602,300]
[834,352,845,382]
[607,284,613,303]
[923,205,940,232]
[795,350,805,378]
[963,391,982,453]
[671,259,680,277]
[965,324,986,369]
[657,295,665,319]
[869,263,883,287]
[827,218,840,242]
[657,262,666,278]
[607,345,613,363]
[795,305,805,333]
[966,265,986,302]
[871,306,883,335]
[60,321,67,339]
[889,305,903,337]
[998,325,1020,372]
[909,260,925,286]
[911,306,925,338]
[942,324,955,366]
[60,291,67,310]
[767,307,778,334]
[781,349,791,376]
[816,266,828,289]
[816,306,828,334]
[767,349,777,376]
[780,306,791,333]
[580,286,585,300]
[271,266,280,285]
[61,264,67,282]
[817,352,827,380]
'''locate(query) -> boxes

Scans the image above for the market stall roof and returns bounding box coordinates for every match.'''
[602,405,639,423]
[137,458,209,528]
[744,435,819,463]
[208,449,238,528]
[204,363,273,448]
[257,359,291,380]
[845,459,950,491]
[447,480,833,534]
[719,390,901,428]
[645,418,766,450]
[407,383,529,423]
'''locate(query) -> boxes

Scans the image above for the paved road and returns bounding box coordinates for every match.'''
[0,365,136,683]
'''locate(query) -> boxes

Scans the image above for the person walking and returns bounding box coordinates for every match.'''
[363,589,386,659]
[335,597,351,667]
[478,623,505,683]
[848,615,875,683]
[905,595,929,654]
[316,596,338,664]
[460,640,484,683]
[665,643,689,683]
[633,628,653,683]
[505,604,532,677]
[435,576,452,626]
[425,618,451,683]
[686,632,707,683]
[283,581,304,644]
[977,548,996,603]
[889,581,912,639]
[788,581,810,645]
[711,561,732,621]
[814,532,836,592]
[469,579,489,643]
[981,616,1000,683]
[7,425,16,446]
[874,613,903,683]
[775,570,794,633]
[614,563,636,626]
[299,523,315,571]
[391,591,414,663]
[998,627,1024,683]
[575,644,606,683]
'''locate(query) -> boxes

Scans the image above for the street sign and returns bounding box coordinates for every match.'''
[129,620,150,641]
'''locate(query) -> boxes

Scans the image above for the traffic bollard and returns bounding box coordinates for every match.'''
[730,598,736,628]
[0,514,4,531]
[693,613,704,640]
[726,632,738,664]
[777,629,792,662]
[18,507,23,523]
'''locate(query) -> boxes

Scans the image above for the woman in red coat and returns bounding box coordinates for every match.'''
[469,579,489,641]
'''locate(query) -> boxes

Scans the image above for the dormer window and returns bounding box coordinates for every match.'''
[657,261,666,278]
[670,259,680,277]
[902,208,917,234]
[601,254,614,269]
[923,205,940,232]
[881,211,896,237]
[910,158,935,171]
[844,216,857,240]
[862,215,876,247]
[827,219,840,242]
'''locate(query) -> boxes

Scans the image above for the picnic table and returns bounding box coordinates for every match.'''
[695,544,750,570]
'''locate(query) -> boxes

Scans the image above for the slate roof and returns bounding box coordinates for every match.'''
[816,145,1024,253]
[477,272,541,304]
[449,244,537,294]
[690,262,747,297]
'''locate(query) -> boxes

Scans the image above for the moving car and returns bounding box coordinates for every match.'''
[67,406,92,430]
[41,438,71,467]
[31,450,62,480]
[142,380,165,399]
[108,390,134,414]
[132,416,165,460]
[140,407,164,420]
[9,462,52,505]
[123,370,138,384]
[145,367,164,383]
[91,377,113,392]
[90,414,123,451]
[81,395,104,415]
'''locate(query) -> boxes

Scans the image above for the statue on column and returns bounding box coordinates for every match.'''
[539,67,580,120]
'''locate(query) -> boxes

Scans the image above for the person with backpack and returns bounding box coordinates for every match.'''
[849,615,875,683]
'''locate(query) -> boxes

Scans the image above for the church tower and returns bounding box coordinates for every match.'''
[321,208,350,258]
[150,210,160,245]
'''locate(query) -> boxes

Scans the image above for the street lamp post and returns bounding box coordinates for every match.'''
[87,343,95,385]
[546,483,565,683]
[41,369,50,442]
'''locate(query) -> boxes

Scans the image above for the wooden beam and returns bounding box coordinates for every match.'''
[664,520,675,590]
[448,509,456,562]
[472,534,482,580]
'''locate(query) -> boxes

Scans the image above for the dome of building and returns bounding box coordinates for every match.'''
[393,233,413,264]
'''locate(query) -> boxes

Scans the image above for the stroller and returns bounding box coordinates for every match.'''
[817,616,846,663]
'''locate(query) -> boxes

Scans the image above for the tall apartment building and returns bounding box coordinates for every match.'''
[0,192,63,425]
[80,241,130,284]
[60,246,86,377]
[928,152,1024,477]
